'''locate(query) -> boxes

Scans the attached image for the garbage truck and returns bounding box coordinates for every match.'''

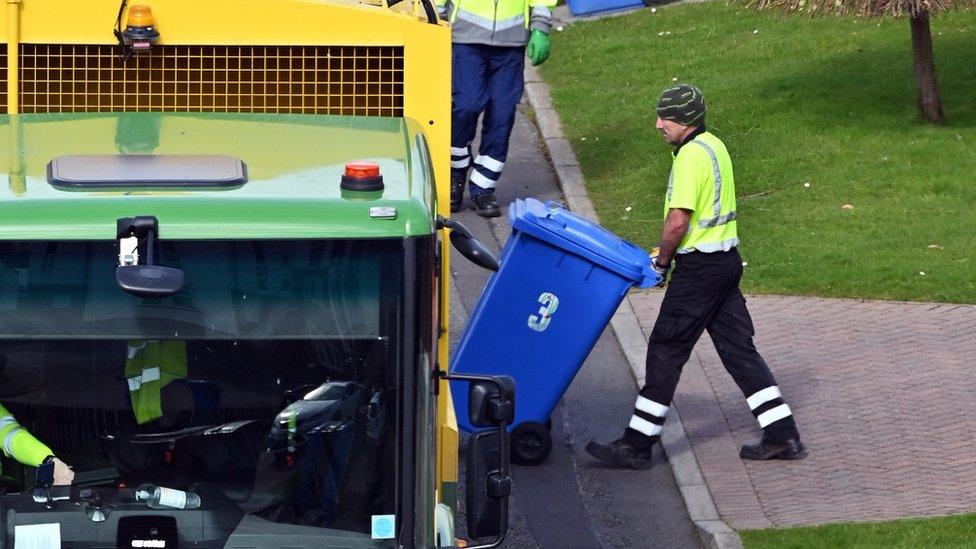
[0,0,513,547]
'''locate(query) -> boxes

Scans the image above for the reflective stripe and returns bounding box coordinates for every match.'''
[628,416,663,437]
[699,212,737,229]
[666,170,674,202]
[690,139,736,230]
[747,386,782,410]
[450,146,469,156]
[693,140,722,220]
[452,14,531,46]
[3,426,22,457]
[0,415,16,430]
[451,159,470,169]
[474,155,505,174]
[757,404,792,428]
[455,10,522,31]
[127,366,162,391]
[470,170,497,189]
[635,396,668,418]
[678,237,739,254]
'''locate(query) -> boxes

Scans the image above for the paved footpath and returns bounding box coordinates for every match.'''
[628,291,976,529]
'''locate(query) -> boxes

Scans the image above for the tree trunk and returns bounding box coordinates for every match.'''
[910,12,945,123]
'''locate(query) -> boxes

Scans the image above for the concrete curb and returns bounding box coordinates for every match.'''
[523,63,743,549]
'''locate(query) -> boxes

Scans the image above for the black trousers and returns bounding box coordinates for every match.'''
[631,248,799,443]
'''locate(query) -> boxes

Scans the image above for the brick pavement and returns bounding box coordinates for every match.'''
[627,290,976,530]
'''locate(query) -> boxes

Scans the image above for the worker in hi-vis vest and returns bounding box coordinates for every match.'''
[125,340,188,425]
[586,84,805,470]
[0,404,74,485]
[437,0,557,218]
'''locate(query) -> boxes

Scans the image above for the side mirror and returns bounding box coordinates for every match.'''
[441,372,514,548]
[465,430,510,540]
[468,376,515,428]
[438,217,499,272]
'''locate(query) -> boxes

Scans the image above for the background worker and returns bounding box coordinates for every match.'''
[586,84,805,469]
[438,0,557,217]
[0,404,73,485]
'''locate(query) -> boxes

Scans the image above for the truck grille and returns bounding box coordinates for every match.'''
[12,44,404,116]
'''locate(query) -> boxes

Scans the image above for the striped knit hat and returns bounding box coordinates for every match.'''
[656,84,706,126]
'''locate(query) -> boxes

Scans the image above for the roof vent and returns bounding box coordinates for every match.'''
[47,154,247,188]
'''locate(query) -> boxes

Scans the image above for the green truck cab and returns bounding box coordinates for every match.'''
[0,112,512,548]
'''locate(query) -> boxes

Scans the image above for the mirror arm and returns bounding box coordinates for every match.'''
[436,216,473,240]
[437,370,511,549]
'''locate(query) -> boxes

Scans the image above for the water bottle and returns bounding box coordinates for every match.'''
[134,485,201,510]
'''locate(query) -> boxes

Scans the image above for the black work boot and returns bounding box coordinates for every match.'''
[740,437,807,461]
[585,437,658,470]
[471,192,501,218]
[450,170,466,213]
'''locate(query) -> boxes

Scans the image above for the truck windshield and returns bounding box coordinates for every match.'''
[0,240,402,548]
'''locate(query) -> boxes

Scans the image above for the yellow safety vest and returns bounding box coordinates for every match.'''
[664,131,740,253]
[438,0,556,47]
[125,340,188,425]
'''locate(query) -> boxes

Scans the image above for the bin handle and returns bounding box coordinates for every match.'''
[637,262,663,289]
[544,200,568,214]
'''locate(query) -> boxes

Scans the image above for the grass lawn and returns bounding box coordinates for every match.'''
[540,3,976,303]
[740,514,976,548]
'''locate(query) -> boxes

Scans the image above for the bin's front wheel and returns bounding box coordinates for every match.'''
[511,422,552,466]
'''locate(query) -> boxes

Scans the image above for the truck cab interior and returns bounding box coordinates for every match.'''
[0,239,404,547]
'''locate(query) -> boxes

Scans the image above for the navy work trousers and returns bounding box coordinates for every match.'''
[451,42,525,195]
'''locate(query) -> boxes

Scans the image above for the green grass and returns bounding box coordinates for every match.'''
[741,514,976,548]
[540,4,976,303]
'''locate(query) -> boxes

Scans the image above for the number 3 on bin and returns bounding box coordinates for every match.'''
[527,292,560,332]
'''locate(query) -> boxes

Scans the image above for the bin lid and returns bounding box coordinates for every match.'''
[508,198,661,288]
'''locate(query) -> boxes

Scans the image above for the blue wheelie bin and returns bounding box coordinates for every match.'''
[450,198,661,465]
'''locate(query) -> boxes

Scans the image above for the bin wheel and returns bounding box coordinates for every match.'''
[511,422,551,466]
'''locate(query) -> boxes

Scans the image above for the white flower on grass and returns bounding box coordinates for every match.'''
[625,206,632,212]
[919,271,926,276]
[651,7,657,12]
[753,29,759,34]
[742,262,749,267]
[842,204,854,210]
[556,25,564,32]
[803,182,811,188]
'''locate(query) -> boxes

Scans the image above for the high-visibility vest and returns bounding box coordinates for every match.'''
[125,340,188,425]
[664,131,740,254]
[437,0,557,47]
[0,404,52,467]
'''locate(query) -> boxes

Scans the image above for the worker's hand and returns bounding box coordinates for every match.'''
[52,458,74,486]
[650,259,671,288]
[527,29,550,66]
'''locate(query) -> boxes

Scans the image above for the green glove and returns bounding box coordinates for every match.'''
[526,29,550,67]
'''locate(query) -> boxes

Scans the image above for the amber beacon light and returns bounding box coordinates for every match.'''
[341,161,385,192]
[121,5,160,53]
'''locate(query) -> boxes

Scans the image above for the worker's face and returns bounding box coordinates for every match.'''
[655,117,691,145]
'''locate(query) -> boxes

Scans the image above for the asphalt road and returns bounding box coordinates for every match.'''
[449,106,701,549]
